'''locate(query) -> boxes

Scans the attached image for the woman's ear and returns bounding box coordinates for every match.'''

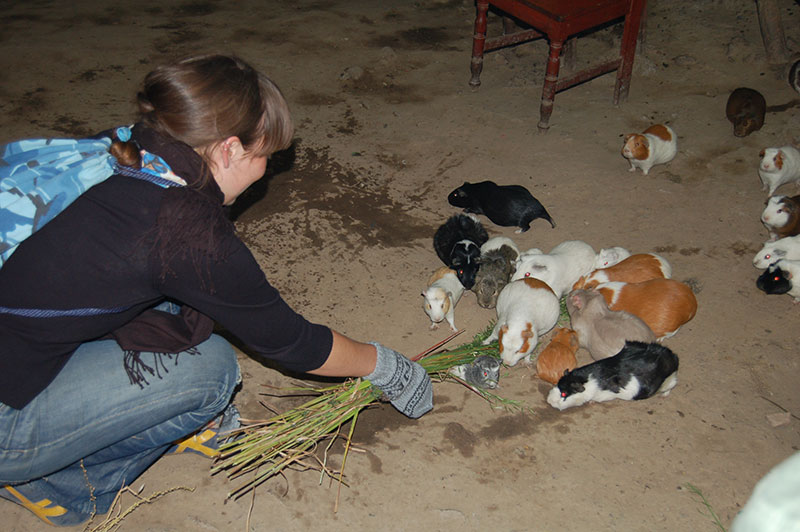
[219,136,241,169]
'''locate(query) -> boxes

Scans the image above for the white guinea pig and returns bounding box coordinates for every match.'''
[758,146,800,196]
[480,235,520,256]
[483,278,560,366]
[593,246,632,269]
[753,234,800,268]
[511,240,596,298]
[422,266,464,331]
[621,124,677,175]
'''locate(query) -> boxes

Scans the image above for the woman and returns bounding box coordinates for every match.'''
[0,54,432,526]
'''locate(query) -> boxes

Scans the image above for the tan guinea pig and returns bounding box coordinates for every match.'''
[573,253,672,291]
[594,279,697,340]
[536,327,579,385]
[621,124,677,175]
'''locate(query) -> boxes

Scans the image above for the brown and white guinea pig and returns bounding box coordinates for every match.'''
[621,124,677,175]
[536,327,579,385]
[761,194,800,241]
[594,279,698,340]
[573,253,672,290]
[472,238,519,309]
[758,147,800,196]
[511,240,596,298]
[566,289,656,360]
[422,267,465,331]
[546,341,679,411]
[483,278,560,367]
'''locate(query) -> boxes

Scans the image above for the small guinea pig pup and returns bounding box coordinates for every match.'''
[621,124,677,175]
[536,327,579,385]
[433,213,489,289]
[448,180,556,233]
[422,266,465,331]
[546,341,679,411]
[758,147,800,196]
[573,253,672,290]
[756,258,800,302]
[511,240,596,298]
[593,246,632,269]
[594,279,698,340]
[450,355,502,389]
[566,289,656,360]
[483,278,560,367]
[752,234,800,269]
[761,195,800,241]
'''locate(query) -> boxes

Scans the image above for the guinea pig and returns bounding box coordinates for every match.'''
[621,124,677,175]
[511,240,596,298]
[573,253,672,290]
[449,355,502,389]
[594,278,698,340]
[593,246,632,269]
[447,180,555,233]
[758,147,800,196]
[433,213,488,289]
[536,327,579,385]
[546,341,679,411]
[566,289,656,360]
[761,194,800,241]
[483,278,560,367]
[422,266,465,331]
[790,57,800,95]
[752,234,800,269]
[756,258,800,302]
[480,235,520,256]
[725,87,766,137]
[472,241,519,309]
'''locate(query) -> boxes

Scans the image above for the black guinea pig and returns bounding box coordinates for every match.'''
[546,341,679,410]
[447,180,555,233]
[756,260,797,299]
[433,214,488,289]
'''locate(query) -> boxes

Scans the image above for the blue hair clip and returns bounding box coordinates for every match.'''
[115,126,132,142]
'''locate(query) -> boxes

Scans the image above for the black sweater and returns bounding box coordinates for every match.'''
[0,126,332,409]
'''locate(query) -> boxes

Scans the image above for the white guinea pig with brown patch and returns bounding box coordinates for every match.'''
[595,279,698,340]
[621,124,677,175]
[758,146,800,196]
[573,253,672,290]
[483,278,560,367]
[422,266,464,331]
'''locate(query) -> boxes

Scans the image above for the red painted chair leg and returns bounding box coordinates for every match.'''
[538,40,563,132]
[614,0,646,104]
[470,1,490,88]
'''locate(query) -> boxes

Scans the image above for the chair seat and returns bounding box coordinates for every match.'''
[470,0,647,132]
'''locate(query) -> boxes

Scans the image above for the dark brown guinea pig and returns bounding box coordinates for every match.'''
[448,180,555,233]
[725,87,766,137]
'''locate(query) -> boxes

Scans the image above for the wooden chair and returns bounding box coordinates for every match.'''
[469,0,647,132]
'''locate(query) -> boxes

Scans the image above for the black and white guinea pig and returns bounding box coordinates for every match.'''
[546,341,679,410]
[433,214,488,289]
[447,180,556,233]
[756,258,800,301]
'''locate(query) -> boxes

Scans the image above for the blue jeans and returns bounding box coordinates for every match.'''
[0,331,240,519]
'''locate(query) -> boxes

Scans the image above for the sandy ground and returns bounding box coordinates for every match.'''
[2,1,800,531]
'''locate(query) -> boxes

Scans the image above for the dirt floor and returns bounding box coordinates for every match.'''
[2,1,800,531]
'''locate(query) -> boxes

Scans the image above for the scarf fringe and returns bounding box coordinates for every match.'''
[123,347,201,388]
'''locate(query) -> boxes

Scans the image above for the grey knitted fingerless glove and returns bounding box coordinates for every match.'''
[366,342,433,419]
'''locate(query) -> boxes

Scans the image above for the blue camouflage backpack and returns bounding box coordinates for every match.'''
[0,127,185,268]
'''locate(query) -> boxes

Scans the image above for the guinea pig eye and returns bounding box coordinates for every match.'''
[458,269,464,275]
[774,275,781,281]
[765,254,771,259]
[560,391,567,398]
[524,272,531,277]
[483,371,488,377]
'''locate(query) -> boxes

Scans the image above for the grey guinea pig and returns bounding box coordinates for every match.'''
[472,244,518,309]
[449,355,502,389]
[448,180,555,233]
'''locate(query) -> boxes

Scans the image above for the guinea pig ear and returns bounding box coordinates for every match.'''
[623,133,634,142]
[759,148,766,158]
[563,369,570,376]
